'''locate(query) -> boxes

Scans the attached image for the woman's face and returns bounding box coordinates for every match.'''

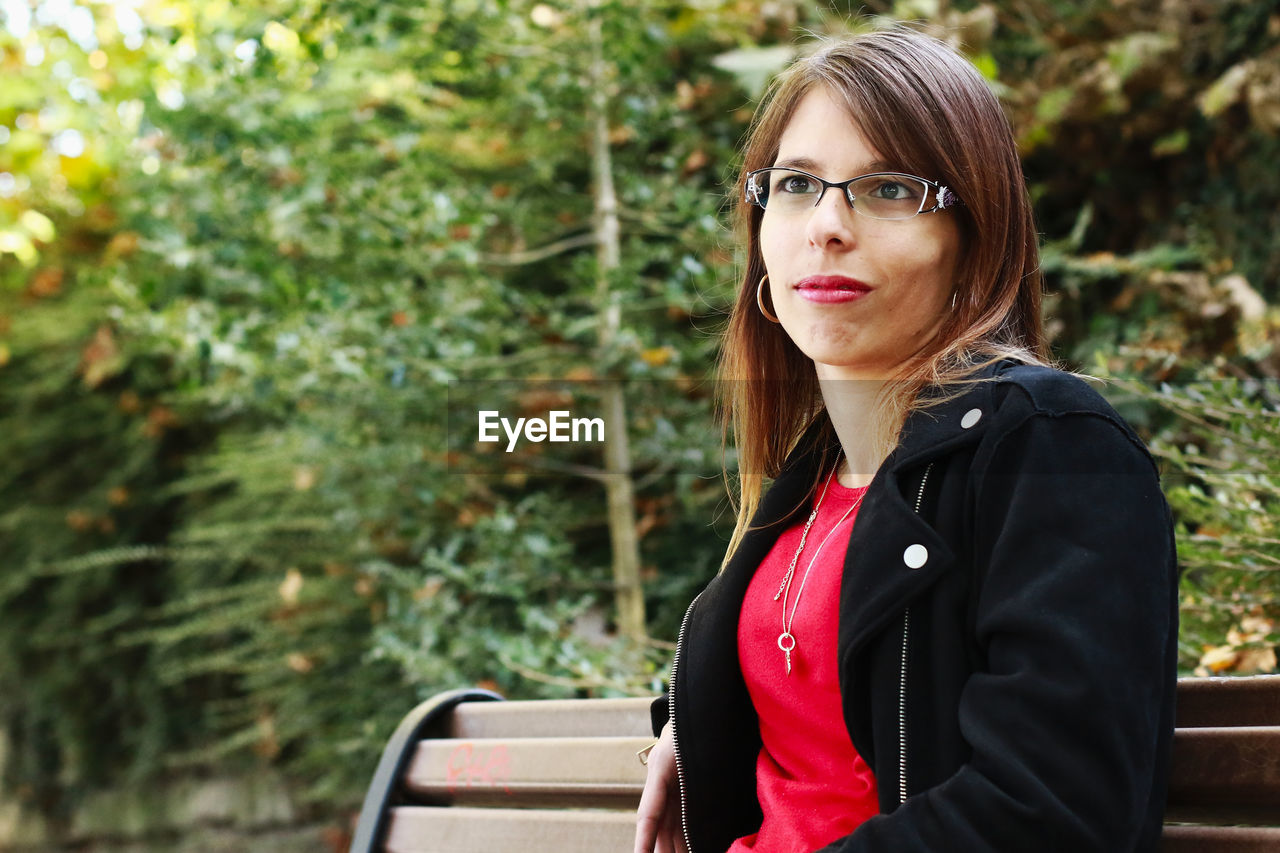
[759,86,961,381]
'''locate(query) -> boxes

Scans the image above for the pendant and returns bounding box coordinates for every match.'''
[777,631,796,675]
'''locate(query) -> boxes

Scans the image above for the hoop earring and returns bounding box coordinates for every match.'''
[757,275,780,324]
[951,290,957,310]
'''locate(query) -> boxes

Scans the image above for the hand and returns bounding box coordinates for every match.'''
[634,722,688,853]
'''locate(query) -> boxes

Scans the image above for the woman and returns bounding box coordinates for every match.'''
[634,26,1178,853]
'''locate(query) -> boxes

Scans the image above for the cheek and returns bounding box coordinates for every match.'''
[875,234,958,336]
[758,219,792,273]
[895,229,958,296]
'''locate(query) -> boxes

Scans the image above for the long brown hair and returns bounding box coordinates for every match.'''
[718,25,1050,567]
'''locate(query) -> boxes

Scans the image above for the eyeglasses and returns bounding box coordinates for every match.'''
[745,167,958,221]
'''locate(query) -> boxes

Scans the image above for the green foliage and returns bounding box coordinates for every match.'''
[1103,375,1280,675]
[2,0,1279,833]
[992,0,1280,302]
[2,0,751,816]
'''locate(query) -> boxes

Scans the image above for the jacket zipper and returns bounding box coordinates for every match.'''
[900,462,933,806]
[674,462,935,834]
[669,590,701,853]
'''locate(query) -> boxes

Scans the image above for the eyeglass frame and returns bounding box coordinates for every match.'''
[744,167,959,220]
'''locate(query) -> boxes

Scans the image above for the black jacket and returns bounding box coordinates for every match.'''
[653,362,1179,852]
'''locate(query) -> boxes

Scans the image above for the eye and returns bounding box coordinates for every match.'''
[773,172,818,194]
[867,179,919,200]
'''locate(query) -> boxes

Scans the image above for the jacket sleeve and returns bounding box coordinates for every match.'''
[650,693,670,737]
[824,410,1179,852]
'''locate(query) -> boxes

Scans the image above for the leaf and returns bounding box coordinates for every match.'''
[640,346,673,367]
[19,209,56,242]
[80,324,124,388]
[1151,129,1189,157]
[279,568,304,606]
[1198,62,1250,117]
[1198,644,1238,673]
[711,46,795,97]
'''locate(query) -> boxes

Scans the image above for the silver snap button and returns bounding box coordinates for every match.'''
[903,544,928,569]
[961,408,982,429]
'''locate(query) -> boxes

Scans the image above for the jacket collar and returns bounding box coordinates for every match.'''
[718,360,1009,648]
[884,359,1005,471]
[772,358,1006,487]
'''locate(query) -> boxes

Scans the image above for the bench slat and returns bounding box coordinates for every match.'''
[1175,677,1280,728]
[1165,726,1280,824]
[383,809,1280,853]
[446,697,654,739]
[403,736,649,808]
[1161,824,1280,852]
[383,806,635,853]
[355,679,1280,853]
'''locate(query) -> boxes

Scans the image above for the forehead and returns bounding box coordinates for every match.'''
[774,86,889,175]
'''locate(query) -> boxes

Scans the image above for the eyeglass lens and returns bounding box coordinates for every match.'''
[750,169,930,220]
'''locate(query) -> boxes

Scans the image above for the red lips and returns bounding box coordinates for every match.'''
[795,275,872,292]
[794,275,872,304]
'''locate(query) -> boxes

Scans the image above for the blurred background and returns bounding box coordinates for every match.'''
[1,0,1278,849]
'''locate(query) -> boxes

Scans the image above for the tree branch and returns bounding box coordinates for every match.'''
[476,232,596,266]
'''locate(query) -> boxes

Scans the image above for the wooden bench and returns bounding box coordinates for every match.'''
[349,676,1280,852]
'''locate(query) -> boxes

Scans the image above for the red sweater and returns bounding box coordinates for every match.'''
[729,472,879,852]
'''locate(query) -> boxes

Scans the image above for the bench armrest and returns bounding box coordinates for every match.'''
[349,687,503,853]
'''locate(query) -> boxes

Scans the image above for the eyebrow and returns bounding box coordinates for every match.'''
[772,156,899,175]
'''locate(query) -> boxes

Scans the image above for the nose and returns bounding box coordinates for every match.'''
[804,185,859,251]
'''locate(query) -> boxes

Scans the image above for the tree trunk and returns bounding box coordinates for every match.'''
[586,6,646,642]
